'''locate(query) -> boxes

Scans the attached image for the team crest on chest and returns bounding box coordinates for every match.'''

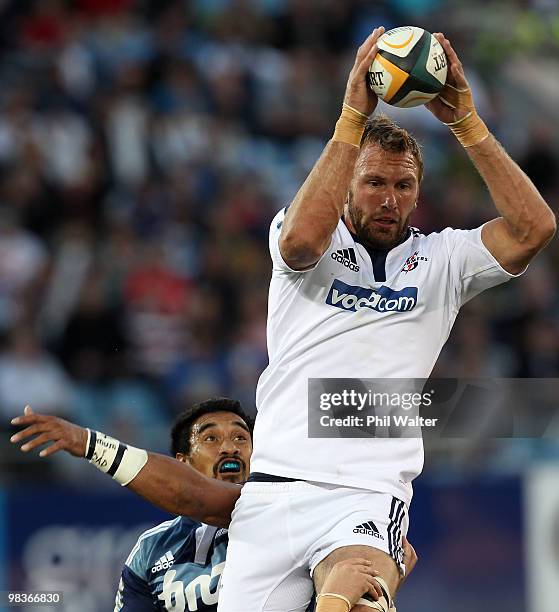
[401,251,428,273]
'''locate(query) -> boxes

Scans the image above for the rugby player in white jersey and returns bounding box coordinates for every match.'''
[211,28,556,612]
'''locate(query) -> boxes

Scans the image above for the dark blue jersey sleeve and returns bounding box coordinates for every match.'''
[115,565,159,611]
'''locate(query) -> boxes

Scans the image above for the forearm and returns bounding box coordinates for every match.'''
[10,411,241,528]
[279,25,384,270]
[430,33,556,269]
[281,139,359,264]
[465,134,555,245]
[280,103,368,270]
[127,452,240,528]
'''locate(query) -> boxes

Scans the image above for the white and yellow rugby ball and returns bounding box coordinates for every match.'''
[368,26,448,108]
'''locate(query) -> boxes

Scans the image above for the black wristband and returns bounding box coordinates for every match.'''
[85,429,96,460]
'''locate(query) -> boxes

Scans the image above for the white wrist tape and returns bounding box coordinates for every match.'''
[85,429,148,486]
[357,576,395,612]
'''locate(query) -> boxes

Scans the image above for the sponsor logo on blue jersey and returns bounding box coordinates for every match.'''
[158,565,224,611]
[326,279,417,313]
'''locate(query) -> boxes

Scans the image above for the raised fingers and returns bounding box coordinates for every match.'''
[19,431,58,453]
[356,42,379,80]
[434,33,469,88]
[11,413,43,427]
[40,439,66,458]
[10,423,50,445]
[355,27,385,63]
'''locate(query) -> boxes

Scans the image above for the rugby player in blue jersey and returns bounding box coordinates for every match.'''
[113,397,252,611]
[11,403,417,610]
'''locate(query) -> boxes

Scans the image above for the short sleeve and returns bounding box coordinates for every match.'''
[443,224,525,308]
[114,566,157,612]
[268,207,333,274]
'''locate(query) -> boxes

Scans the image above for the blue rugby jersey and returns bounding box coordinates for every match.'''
[114,516,227,611]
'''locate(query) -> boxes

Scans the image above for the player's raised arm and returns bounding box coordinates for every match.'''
[279,27,384,271]
[426,33,556,275]
[10,406,239,528]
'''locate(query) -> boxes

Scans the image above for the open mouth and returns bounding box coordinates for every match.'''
[217,459,243,474]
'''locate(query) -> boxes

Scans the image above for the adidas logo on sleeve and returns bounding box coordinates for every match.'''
[151,551,175,573]
[331,248,360,272]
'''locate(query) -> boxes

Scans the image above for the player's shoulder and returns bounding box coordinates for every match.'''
[411,225,481,253]
[125,516,200,574]
[419,225,485,255]
[410,226,448,242]
[270,206,288,233]
[133,515,200,546]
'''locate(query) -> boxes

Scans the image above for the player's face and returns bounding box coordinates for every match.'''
[179,411,252,484]
[346,144,420,250]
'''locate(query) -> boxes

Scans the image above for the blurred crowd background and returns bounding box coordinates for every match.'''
[1,1,559,611]
[1,0,558,469]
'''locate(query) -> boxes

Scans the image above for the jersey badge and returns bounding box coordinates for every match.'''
[401,251,428,273]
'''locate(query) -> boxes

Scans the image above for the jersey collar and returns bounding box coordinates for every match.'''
[342,219,416,282]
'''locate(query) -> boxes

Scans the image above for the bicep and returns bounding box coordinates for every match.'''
[270,206,335,273]
[481,218,535,275]
[278,205,336,271]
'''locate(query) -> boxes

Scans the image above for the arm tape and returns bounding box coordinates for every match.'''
[332,103,368,147]
[356,576,395,612]
[316,593,351,612]
[85,429,148,486]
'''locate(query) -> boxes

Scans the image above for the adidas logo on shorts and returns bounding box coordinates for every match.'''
[151,551,175,573]
[331,248,360,272]
[353,521,384,540]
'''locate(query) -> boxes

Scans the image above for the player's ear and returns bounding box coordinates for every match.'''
[344,190,353,213]
[176,453,188,463]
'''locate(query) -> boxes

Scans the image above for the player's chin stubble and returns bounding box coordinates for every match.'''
[348,204,409,251]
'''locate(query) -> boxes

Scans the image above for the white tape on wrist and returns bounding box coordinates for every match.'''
[85,429,148,486]
[357,576,394,612]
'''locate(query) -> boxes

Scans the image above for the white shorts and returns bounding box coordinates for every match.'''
[218,480,408,612]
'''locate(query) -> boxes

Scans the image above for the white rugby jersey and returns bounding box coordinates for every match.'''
[251,208,521,504]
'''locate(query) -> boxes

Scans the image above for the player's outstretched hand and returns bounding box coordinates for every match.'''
[401,536,418,579]
[10,405,88,458]
[425,33,476,124]
[344,27,385,117]
[320,558,383,606]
